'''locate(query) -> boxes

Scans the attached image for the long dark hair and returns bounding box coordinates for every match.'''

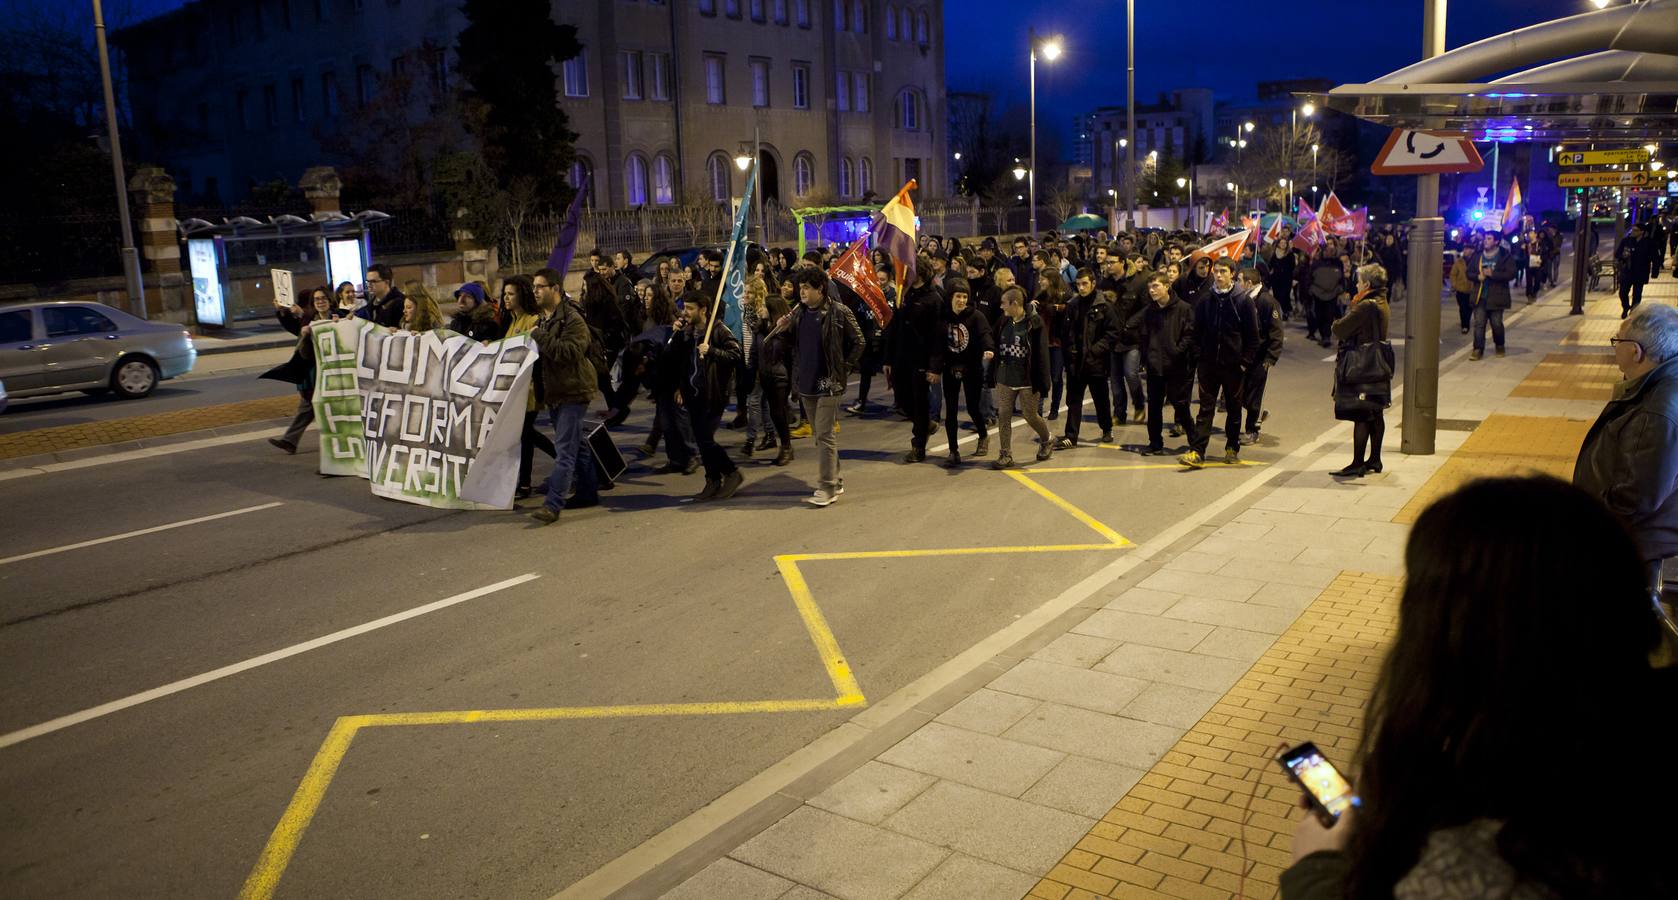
[503,275,538,317]
[1036,269,1068,304]
[1347,476,1669,899]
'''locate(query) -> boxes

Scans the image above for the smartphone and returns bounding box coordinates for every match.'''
[1277,741,1359,827]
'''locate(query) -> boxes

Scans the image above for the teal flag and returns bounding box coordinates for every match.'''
[718,163,757,338]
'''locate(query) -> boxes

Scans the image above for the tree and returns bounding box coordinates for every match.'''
[456,0,580,212]
[675,187,727,244]
[1238,122,1351,209]
[1046,183,1083,229]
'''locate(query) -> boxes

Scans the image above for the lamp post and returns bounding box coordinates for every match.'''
[1125,0,1136,232]
[93,0,145,318]
[1028,30,1064,240]
[1227,181,1239,220]
[1176,176,1193,230]
[1311,143,1319,198]
[736,127,763,244]
[1289,103,1312,215]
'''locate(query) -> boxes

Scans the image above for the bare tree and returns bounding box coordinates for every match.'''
[1046,183,1083,229]
[1239,122,1351,209]
[674,187,725,244]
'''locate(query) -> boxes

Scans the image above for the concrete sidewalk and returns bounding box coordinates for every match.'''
[653,264,1659,900]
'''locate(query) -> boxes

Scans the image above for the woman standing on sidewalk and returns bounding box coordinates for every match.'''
[1329,264,1391,478]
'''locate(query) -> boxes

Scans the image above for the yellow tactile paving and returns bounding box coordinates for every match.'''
[1392,414,1594,525]
[1559,316,1622,347]
[1027,572,1401,900]
[0,395,298,460]
[1508,352,1620,401]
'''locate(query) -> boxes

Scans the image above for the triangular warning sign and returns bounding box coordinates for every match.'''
[1370,129,1485,175]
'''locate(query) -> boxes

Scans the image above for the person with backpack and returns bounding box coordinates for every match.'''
[528,268,601,524]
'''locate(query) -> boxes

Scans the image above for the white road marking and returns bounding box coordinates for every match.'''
[0,502,286,567]
[0,573,540,750]
[0,429,285,482]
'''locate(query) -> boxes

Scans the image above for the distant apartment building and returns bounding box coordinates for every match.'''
[1082,89,1216,192]
[115,0,948,209]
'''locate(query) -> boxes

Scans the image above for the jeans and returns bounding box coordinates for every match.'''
[942,371,987,449]
[1047,346,1065,414]
[800,392,842,492]
[1191,363,1245,456]
[743,364,764,442]
[692,402,737,479]
[1110,348,1144,419]
[996,383,1050,455]
[1471,306,1505,352]
[654,396,697,464]
[281,391,314,446]
[1062,371,1112,442]
[519,409,557,489]
[1145,370,1196,451]
[541,402,597,512]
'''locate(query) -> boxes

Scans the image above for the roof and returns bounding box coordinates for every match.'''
[1306,81,1678,143]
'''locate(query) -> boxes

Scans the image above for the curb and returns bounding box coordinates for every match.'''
[194,336,296,356]
[0,416,290,476]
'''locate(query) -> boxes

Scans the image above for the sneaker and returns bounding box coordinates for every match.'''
[1224,449,1240,465]
[683,458,700,475]
[945,451,962,468]
[1035,443,1053,462]
[529,507,559,524]
[1052,436,1078,450]
[1469,350,1482,361]
[1460,326,1470,334]
[268,437,297,455]
[835,479,845,496]
[804,489,837,507]
[1168,424,1182,438]
[1494,346,1506,357]
[1098,431,1115,444]
[1241,431,1260,446]
[774,446,794,466]
[791,422,813,439]
[694,478,721,501]
[1179,450,1205,469]
[974,436,990,457]
[714,469,744,500]
[903,447,926,464]
[993,452,1015,469]
[843,401,865,415]
[637,442,656,456]
[1047,410,1060,421]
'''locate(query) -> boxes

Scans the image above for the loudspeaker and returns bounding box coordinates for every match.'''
[585,420,626,486]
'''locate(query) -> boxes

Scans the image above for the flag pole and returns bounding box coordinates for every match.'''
[706,161,757,346]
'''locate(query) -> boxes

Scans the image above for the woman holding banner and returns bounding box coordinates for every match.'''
[264,285,338,455]
[502,275,556,499]
[400,283,445,332]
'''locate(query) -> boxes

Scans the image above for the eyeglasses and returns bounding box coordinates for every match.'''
[1609,337,1641,349]
[366,276,384,284]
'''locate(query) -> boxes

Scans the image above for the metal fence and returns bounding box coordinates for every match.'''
[0,213,130,283]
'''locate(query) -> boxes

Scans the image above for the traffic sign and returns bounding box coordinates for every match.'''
[1557,171,1652,187]
[1556,148,1650,167]
[1370,129,1484,175]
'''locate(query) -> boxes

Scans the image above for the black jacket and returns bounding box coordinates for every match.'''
[1109,279,1146,351]
[1124,296,1196,376]
[941,304,995,376]
[1573,357,1678,562]
[1258,245,1302,296]
[1305,257,1346,304]
[356,288,405,328]
[1250,285,1285,367]
[676,321,742,408]
[1193,285,1260,370]
[448,304,505,342]
[1617,235,1657,286]
[1466,247,1518,310]
[584,272,634,348]
[786,298,865,396]
[886,282,945,371]
[1062,290,1122,377]
[994,313,1052,396]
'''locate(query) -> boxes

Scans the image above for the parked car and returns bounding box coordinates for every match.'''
[0,378,7,414]
[0,301,196,403]
[634,243,771,282]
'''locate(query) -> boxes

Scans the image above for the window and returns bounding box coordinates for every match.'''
[699,0,716,13]
[898,89,918,130]
[898,8,910,40]
[796,0,810,27]
[832,0,845,30]
[321,71,339,117]
[621,51,643,99]
[0,310,32,344]
[750,59,769,107]
[263,83,278,127]
[649,53,671,100]
[705,55,725,104]
[839,157,853,197]
[853,72,869,112]
[569,157,594,205]
[626,154,649,206]
[860,156,873,195]
[915,10,928,43]
[793,153,814,196]
[236,88,250,130]
[835,71,849,112]
[750,0,765,20]
[725,0,741,16]
[562,50,588,97]
[852,0,865,32]
[708,153,730,202]
[885,4,896,38]
[291,76,305,122]
[356,64,374,105]
[44,306,117,337]
[653,155,676,205]
[903,157,921,185]
[791,63,809,109]
[773,0,787,23]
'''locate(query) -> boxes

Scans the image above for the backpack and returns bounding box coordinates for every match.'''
[565,301,610,376]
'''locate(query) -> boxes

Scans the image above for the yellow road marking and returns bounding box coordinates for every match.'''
[1003,470,1132,545]
[239,715,368,900]
[1029,461,1269,473]
[775,556,866,703]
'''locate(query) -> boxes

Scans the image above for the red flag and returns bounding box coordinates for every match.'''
[1293,216,1324,254]
[1188,228,1254,264]
[1324,207,1367,239]
[1209,209,1229,235]
[1264,215,1285,244]
[828,237,892,327]
[1318,191,1349,224]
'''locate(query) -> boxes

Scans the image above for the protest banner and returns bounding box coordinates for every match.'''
[310,319,537,509]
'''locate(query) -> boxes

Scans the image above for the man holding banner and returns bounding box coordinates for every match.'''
[529,267,600,524]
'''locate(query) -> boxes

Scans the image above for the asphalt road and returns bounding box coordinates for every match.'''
[0,282,1520,899]
[0,347,295,434]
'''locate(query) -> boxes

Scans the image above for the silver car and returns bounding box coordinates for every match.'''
[0,301,196,402]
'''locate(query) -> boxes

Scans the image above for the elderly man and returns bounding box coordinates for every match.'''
[1574,303,1678,597]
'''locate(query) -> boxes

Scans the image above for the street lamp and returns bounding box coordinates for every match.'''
[1176,175,1193,227]
[1288,104,1314,215]
[1013,164,1027,181]
[1311,143,1319,200]
[1028,30,1065,239]
[1227,180,1240,218]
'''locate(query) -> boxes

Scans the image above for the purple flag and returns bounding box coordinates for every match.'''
[546,188,586,273]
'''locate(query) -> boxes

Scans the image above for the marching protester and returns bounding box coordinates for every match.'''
[265,285,339,455]
[1035,268,1070,419]
[1180,259,1257,469]
[400,283,444,332]
[1467,231,1516,360]
[1239,267,1284,445]
[1124,272,1197,456]
[788,267,864,506]
[752,278,796,466]
[584,251,634,399]
[1304,245,1347,348]
[1521,229,1547,303]
[992,284,1054,468]
[1052,270,1121,449]
[1282,476,1678,900]
[886,259,945,463]
[1573,303,1678,599]
[938,276,996,467]
[448,282,504,341]
[501,275,555,499]
[646,293,701,475]
[528,266,600,524]
[676,300,745,501]
[335,280,359,317]
[1329,263,1393,477]
[1259,236,1302,320]
[357,263,405,327]
[1106,254,1146,425]
[739,276,772,454]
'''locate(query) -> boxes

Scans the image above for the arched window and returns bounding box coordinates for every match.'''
[793,153,814,197]
[915,10,928,43]
[652,153,676,205]
[839,157,853,198]
[859,157,873,195]
[899,8,910,42]
[832,0,845,29]
[852,0,865,32]
[625,153,649,206]
[568,156,594,205]
[897,89,918,131]
[885,4,896,38]
[707,153,730,202]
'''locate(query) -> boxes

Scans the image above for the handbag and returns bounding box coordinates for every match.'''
[1337,338,1395,387]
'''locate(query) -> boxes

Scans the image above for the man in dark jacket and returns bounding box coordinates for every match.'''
[584,254,634,393]
[1238,268,1284,445]
[356,263,405,327]
[1053,270,1122,448]
[789,267,864,506]
[528,267,600,524]
[885,263,945,463]
[1573,303,1678,598]
[1467,232,1517,360]
[1258,238,1303,320]
[1182,258,1258,468]
[1107,254,1148,424]
[679,301,745,502]
[1616,222,1657,318]
[1303,250,1346,347]
[448,282,502,341]
[1124,272,1198,456]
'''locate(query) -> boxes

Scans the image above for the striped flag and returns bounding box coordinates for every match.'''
[868,180,918,297]
[1501,176,1524,234]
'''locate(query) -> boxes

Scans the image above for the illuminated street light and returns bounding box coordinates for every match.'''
[1302,102,1315,117]
[1244,121,1255,132]
[1226,182,1235,191]
[1176,177,1186,187]
[953,151,962,161]
[1645,143,1659,154]
[1238,140,1247,149]
[1027,32,1066,238]
[734,150,752,171]
[1013,165,1027,181]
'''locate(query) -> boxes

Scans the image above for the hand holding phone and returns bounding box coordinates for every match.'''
[1277,741,1359,828]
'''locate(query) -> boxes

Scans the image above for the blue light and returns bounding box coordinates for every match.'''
[1472,210,1484,220]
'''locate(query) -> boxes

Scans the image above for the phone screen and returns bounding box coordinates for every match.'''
[1279,742,1359,821]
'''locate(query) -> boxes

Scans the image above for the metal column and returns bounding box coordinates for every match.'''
[1401,0,1448,455]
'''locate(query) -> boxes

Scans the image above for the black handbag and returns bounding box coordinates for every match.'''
[1337,339,1395,387]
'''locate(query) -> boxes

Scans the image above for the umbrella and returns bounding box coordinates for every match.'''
[1059,213,1108,232]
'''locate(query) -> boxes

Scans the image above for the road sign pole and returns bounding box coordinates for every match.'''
[1570,187,1588,316]
[1402,0,1446,457]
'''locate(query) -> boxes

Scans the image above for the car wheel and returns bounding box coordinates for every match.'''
[112,357,159,399]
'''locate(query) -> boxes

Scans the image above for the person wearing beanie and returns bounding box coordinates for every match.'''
[939,276,995,466]
[449,282,505,341]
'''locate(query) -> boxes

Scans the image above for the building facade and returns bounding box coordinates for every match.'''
[1083,89,1215,192]
[115,0,948,211]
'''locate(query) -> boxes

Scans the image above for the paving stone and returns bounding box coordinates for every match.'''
[990,659,1150,716]
[1187,534,1308,562]
[884,781,1095,875]
[900,853,1040,900]
[1192,627,1279,663]
[1030,633,1122,669]
[1094,644,1253,694]
[808,761,939,826]
[1119,682,1224,729]
[662,858,795,900]
[1246,581,1326,611]
[1216,558,1340,590]
[777,887,842,900]
[1160,550,1225,573]
[1160,596,1302,634]
[879,722,1065,797]
[935,688,1044,735]
[1071,610,1213,651]
[1137,569,1264,602]
[1003,702,1181,768]
[1102,587,1182,615]
[732,807,949,900]
[1020,755,1148,819]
